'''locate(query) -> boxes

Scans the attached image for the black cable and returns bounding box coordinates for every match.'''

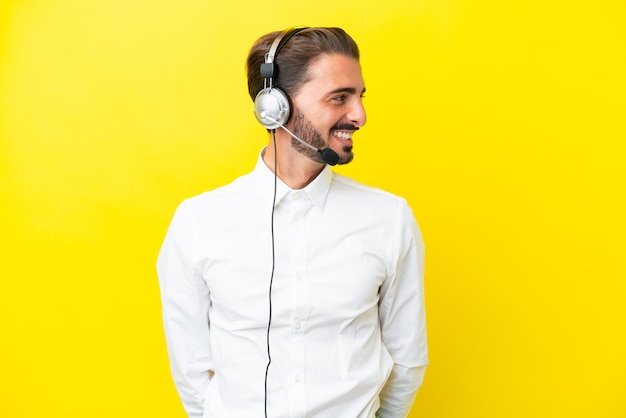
[264,130,278,418]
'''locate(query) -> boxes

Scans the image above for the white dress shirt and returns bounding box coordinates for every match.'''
[157,150,428,418]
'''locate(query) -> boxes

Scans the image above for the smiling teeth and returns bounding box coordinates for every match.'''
[334,131,352,139]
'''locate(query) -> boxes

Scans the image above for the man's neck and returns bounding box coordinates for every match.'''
[262,137,325,189]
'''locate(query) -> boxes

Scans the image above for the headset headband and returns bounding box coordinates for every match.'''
[260,27,308,89]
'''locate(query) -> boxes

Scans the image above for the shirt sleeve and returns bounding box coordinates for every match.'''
[376,365,426,418]
[157,200,213,418]
[377,200,428,417]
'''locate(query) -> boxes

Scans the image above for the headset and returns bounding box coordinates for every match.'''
[259,28,309,418]
[259,27,345,417]
[253,27,307,130]
[253,27,340,166]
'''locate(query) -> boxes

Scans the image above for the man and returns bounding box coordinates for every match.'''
[157,27,428,418]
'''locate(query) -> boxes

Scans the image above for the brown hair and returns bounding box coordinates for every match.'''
[246,27,360,101]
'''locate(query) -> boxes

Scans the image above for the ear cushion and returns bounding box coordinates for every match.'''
[254,87,290,129]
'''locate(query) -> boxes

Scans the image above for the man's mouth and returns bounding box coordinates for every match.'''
[332,130,354,140]
[331,123,359,141]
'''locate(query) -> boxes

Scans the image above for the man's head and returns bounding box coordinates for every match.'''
[247,27,366,165]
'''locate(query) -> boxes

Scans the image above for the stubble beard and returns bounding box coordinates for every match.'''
[290,109,354,165]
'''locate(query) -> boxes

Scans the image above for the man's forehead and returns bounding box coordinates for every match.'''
[304,54,365,90]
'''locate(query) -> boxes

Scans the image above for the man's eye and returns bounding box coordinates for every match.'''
[332,95,346,103]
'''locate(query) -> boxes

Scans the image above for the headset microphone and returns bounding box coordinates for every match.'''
[259,111,340,166]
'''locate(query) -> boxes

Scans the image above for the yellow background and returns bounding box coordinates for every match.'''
[1,0,624,417]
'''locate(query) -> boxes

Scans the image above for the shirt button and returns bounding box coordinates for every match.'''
[294,374,301,383]
[293,222,301,230]
[295,273,302,281]
[294,322,302,330]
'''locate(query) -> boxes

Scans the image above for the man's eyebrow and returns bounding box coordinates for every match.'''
[326,87,367,95]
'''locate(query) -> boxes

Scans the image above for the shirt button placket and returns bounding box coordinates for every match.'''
[289,191,308,416]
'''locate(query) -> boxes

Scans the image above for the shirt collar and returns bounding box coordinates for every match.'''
[253,148,333,209]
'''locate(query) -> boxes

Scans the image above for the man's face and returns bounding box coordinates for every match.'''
[289,54,367,165]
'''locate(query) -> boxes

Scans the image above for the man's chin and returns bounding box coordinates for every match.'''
[337,147,354,165]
